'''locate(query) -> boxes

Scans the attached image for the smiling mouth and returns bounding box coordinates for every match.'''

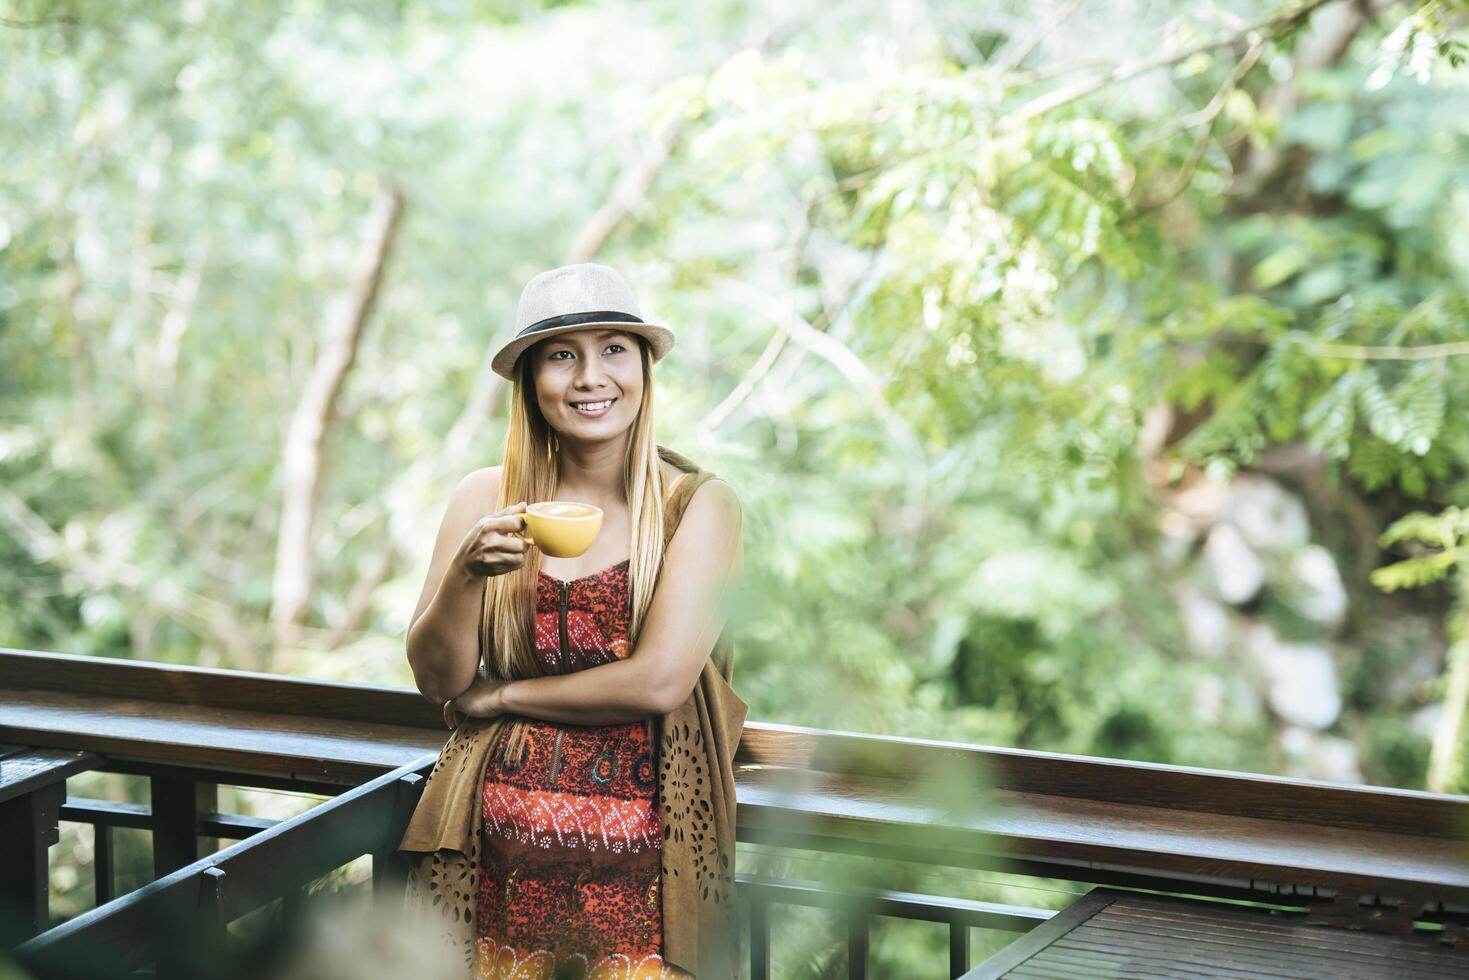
[570,397,616,416]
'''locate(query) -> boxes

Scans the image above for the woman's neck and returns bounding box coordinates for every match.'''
[555,434,630,506]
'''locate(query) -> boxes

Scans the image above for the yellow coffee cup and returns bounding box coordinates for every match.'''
[511,501,603,558]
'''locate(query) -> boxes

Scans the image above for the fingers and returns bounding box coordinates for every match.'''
[480,512,530,552]
[467,504,535,575]
[486,503,529,535]
[500,506,536,554]
[500,526,530,556]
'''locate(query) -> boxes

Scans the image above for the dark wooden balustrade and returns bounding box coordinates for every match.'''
[11,754,429,978]
[3,647,1468,977]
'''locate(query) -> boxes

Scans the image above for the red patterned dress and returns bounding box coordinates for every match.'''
[473,558,685,980]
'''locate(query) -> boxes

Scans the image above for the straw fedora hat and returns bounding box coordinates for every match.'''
[490,262,675,381]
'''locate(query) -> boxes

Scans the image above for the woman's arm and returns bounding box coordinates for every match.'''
[454,478,743,726]
[406,467,501,704]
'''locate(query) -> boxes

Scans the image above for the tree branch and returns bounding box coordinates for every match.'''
[1314,339,1469,360]
[271,181,404,670]
[700,248,879,433]
[993,0,1085,73]
[0,13,78,28]
[565,116,684,264]
[711,276,930,516]
[1011,0,1335,121]
[1131,36,1265,214]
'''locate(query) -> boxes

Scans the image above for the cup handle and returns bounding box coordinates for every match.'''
[512,528,535,547]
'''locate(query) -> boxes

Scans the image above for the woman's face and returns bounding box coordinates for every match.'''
[529,328,644,442]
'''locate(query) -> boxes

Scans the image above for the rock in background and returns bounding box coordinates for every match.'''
[1156,471,1439,786]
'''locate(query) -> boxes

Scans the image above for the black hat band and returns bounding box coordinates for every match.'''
[515,310,644,339]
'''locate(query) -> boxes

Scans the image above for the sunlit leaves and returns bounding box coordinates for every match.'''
[1371,506,1469,592]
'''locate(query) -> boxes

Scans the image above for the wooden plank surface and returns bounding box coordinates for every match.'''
[1,688,445,785]
[967,889,1469,978]
[1,648,442,728]
[0,748,103,804]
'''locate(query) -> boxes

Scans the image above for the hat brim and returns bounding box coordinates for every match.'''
[491,321,675,381]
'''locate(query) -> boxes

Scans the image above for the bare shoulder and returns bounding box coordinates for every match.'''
[680,477,742,533]
[691,476,739,509]
[664,476,742,591]
[457,465,503,512]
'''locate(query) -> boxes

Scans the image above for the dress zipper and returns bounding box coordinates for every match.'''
[548,579,572,784]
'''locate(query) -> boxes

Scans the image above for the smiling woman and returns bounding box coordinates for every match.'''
[399,262,748,980]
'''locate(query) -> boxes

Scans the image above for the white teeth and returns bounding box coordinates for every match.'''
[573,399,613,411]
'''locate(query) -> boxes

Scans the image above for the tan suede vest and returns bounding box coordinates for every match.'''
[398,445,748,978]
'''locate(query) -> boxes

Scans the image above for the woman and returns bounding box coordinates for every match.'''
[399,262,748,980]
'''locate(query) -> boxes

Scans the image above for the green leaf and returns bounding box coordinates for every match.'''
[1303,371,1361,459]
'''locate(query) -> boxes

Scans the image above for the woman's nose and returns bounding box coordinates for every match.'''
[574,356,607,386]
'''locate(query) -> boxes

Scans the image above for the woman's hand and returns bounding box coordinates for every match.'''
[454,501,534,580]
[444,672,511,729]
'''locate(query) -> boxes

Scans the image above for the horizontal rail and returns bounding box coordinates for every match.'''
[735,722,1469,841]
[58,797,280,839]
[4,685,440,786]
[8,646,1467,836]
[736,871,1053,931]
[1,647,444,729]
[5,647,1469,911]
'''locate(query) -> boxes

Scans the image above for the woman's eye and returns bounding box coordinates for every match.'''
[549,343,622,360]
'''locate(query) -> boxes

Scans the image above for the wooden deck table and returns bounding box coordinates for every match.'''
[965,887,1469,979]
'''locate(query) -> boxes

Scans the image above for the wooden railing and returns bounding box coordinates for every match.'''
[4,647,1468,977]
[10,755,430,978]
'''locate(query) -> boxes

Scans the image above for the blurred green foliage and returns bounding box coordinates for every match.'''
[5,0,1469,970]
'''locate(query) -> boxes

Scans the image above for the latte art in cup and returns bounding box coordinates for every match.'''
[535,502,599,518]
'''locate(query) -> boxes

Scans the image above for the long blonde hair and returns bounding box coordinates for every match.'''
[484,337,668,680]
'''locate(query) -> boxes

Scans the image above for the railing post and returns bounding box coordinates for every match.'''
[94,822,114,905]
[847,911,868,980]
[199,866,227,948]
[949,922,970,978]
[749,892,769,980]
[154,865,228,980]
[150,776,215,877]
[372,772,424,910]
[0,782,64,945]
